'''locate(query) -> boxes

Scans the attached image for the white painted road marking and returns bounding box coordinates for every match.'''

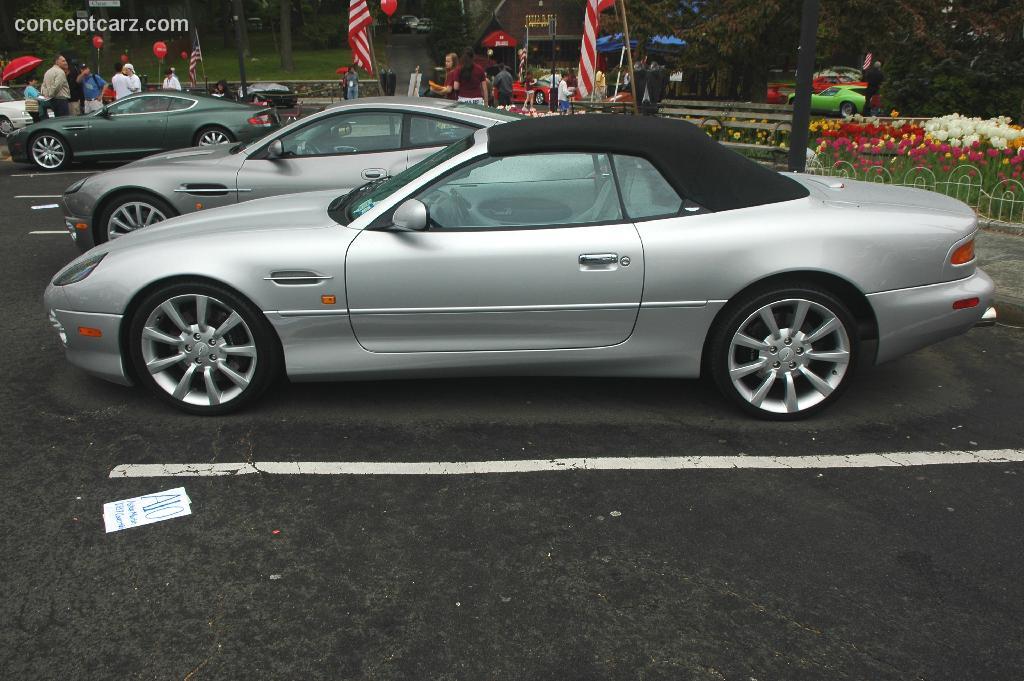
[31,204,60,209]
[15,195,61,198]
[12,171,97,177]
[28,230,68,235]
[109,449,1024,478]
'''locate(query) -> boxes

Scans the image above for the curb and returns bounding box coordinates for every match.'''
[994,293,1024,326]
[980,219,1024,237]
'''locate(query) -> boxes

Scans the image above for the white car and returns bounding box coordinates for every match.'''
[0,86,32,136]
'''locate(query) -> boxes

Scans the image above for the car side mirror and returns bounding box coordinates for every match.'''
[266,139,284,160]
[391,199,428,232]
[99,107,110,118]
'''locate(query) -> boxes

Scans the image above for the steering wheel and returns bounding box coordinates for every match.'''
[449,188,473,224]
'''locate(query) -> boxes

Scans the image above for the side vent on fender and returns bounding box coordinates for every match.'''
[265,270,334,286]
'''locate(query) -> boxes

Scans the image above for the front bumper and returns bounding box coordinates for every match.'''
[63,211,95,252]
[44,284,131,386]
[868,268,996,365]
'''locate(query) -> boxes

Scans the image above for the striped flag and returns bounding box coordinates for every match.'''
[598,0,616,10]
[188,32,202,86]
[348,0,374,76]
[576,0,600,98]
[862,52,873,71]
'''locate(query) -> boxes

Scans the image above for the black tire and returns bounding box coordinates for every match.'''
[0,116,13,137]
[534,90,546,105]
[840,101,856,117]
[28,132,71,170]
[707,283,860,420]
[95,192,177,245]
[193,125,235,146]
[127,280,280,415]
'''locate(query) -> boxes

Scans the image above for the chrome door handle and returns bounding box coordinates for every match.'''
[579,253,619,265]
[362,168,386,180]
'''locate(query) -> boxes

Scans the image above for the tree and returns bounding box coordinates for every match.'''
[279,0,294,72]
[15,0,86,65]
[427,0,469,64]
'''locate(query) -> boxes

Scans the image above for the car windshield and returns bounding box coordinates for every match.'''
[330,136,476,226]
[0,88,20,102]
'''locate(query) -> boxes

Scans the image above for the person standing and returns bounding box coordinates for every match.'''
[863,60,883,116]
[162,68,181,90]
[67,62,84,115]
[557,69,575,114]
[78,66,106,113]
[454,48,488,106]
[41,55,71,117]
[112,63,141,99]
[493,63,513,107]
[345,66,359,100]
[23,76,42,122]
[437,52,459,100]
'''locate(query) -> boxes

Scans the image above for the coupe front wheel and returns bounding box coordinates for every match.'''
[127,281,280,415]
[97,192,176,244]
[30,133,70,170]
[708,285,859,420]
[0,116,13,136]
[840,101,857,117]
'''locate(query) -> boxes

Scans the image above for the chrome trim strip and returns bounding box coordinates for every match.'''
[173,188,254,193]
[263,275,334,281]
[349,302,641,315]
[274,309,350,317]
[640,300,709,309]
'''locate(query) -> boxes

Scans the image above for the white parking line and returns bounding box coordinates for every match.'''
[109,449,1024,478]
[15,195,61,198]
[31,204,60,209]
[12,171,97,177]
[28,230,67,235]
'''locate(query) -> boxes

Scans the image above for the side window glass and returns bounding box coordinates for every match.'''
[611,154,686,220]
[166,98,193,112]
[108,96,169,115]
[417,152,622,230]
[279,112,402,158]
[408,115,476,147]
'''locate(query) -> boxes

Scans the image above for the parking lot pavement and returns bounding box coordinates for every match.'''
[3,160,1024,679]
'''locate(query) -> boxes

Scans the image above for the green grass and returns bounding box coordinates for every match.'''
[159,33,384,83]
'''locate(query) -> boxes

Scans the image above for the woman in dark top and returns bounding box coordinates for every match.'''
[454,48,488,105]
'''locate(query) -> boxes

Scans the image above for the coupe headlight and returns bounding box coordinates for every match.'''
[53,252,107,286]
[64,178,87,195]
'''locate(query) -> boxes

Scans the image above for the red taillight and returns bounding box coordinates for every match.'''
[953,297,979,310]
[951,239,975,265]
[248,114,273,127]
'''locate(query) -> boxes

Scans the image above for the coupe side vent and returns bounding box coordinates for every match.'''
[265,270,334,286]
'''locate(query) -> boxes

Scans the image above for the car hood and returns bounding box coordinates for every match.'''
[99,189,343,253]
[121,144,242,168]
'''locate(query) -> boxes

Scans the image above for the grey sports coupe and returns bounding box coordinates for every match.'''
[60,97,521,251]
[44,116,996,419]
[7,91,279,172]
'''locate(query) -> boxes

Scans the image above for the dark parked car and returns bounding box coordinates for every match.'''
[243,82,299,109]
[7,91,279,171]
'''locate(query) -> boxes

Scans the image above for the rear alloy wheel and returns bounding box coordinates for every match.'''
[534,90,546,105]
[195,126,234,146]
[709,286,859,420]
[30,133,70,170]
[98,193,176,244]
[0,116,13,136]
[128,282,279,415]
[840,101,857,117]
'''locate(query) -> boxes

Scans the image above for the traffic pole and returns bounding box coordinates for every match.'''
[788,0,820,172]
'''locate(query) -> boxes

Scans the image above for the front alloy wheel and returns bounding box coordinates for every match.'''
[128,282,279,414]
[107,201,168,240]
[0,116,13,136]
[31,134,69,170]
[710,286,858,419]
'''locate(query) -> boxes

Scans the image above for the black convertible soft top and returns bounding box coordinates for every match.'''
[486,115,809,212]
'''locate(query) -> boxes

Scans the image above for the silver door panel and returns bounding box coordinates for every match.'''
[235,151,408,202]
[345,224,644,352]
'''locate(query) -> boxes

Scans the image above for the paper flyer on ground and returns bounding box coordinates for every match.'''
[102,487,192,533]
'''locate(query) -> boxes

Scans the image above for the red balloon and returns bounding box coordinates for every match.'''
[152,41,168,59]
[120,53,129,63]
[380,0,397,16]
[92,35,103,50]
[180,51,188,60]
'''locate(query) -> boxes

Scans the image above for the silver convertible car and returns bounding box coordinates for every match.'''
[60,97,521,251]
[44,116,996,419]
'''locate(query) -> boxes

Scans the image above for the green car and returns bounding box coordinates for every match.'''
[789,85,867,118]
[7,91,279,171]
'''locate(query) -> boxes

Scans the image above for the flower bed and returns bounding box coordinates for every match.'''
[809,115,1024,225]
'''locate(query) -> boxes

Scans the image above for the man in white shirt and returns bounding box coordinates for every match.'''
[112,63,142,99]
[162,68,181,91]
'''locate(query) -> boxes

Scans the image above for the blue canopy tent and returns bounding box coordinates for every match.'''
[595,34,685,54]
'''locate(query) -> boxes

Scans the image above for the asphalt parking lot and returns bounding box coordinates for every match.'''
[2,157,1024,680]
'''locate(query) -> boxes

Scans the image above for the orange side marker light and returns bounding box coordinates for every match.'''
[951,240,974,265]
[74,222,88,230]
[321,295,336,305]
[78,326,103,337]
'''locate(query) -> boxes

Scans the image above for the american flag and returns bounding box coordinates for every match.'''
[188,32,202,86]
[862,52,873,71]
[348,0,374,76]
[576,0,601,99]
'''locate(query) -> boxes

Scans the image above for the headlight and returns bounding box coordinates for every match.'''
[64,178,87,195]
[53,252,107,286]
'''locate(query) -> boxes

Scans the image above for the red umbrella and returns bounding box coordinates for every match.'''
[336,66,349,74]
[1,55,43,84]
